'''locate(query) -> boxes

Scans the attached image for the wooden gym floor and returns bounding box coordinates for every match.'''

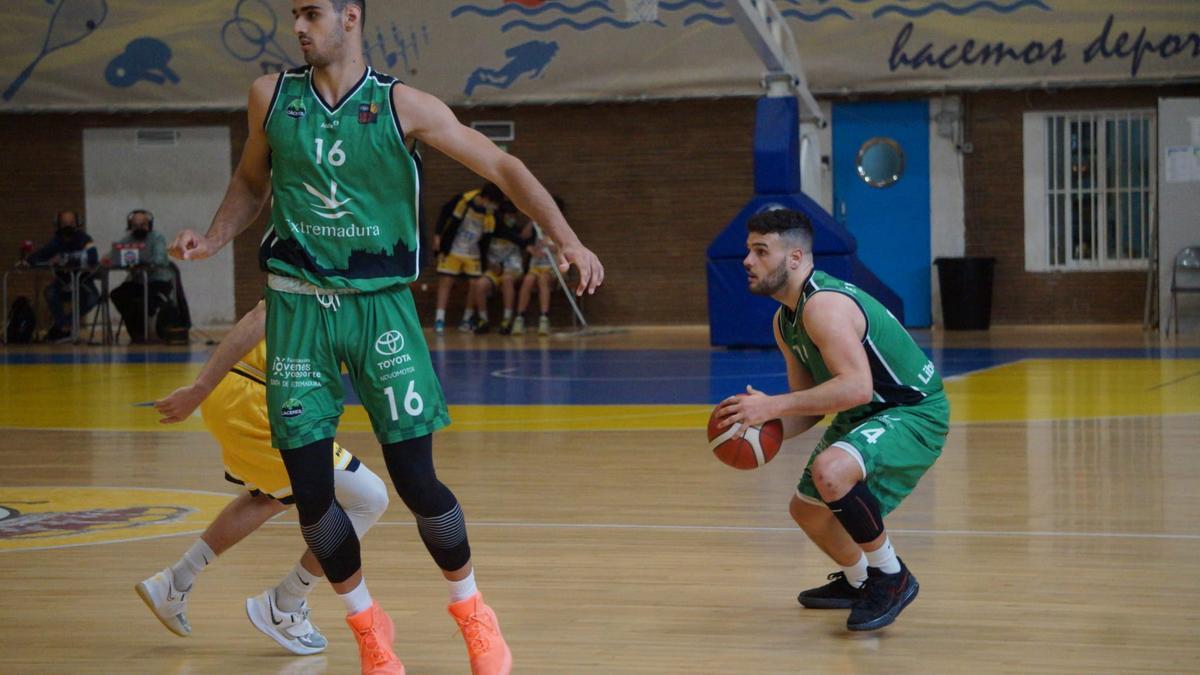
[1,326,1198,674]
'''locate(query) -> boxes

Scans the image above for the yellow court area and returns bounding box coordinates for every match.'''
[1,328,1199,673]
[0,487,232,552]
[2,357,1197,432]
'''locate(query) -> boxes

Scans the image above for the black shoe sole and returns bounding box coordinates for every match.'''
[797,595,857,609]
[846,578,920,632]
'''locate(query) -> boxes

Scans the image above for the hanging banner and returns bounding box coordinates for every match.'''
[1,0,1197,111]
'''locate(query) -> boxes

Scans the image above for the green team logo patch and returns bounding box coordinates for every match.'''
[286,99,306,119]
[280,398,305,418]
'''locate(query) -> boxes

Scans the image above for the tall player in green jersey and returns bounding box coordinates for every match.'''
[716,209,948,632]
[169,2,603,673]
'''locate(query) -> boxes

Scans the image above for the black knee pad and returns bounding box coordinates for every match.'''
[299,501,361,582]
[282,439,361,583]
[415,503,472,571]
[383,436,472,571]
[827,482,885,544]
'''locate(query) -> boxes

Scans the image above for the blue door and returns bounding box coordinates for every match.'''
[832,101,931,327]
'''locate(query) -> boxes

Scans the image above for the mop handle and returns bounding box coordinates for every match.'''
[533,223,589,329]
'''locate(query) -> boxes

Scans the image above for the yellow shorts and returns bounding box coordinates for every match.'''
[527,265,554,278]
[200,369,354,503]
[484,268,520,287]
[437,253,482,277]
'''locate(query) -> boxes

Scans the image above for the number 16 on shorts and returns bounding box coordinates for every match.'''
[383,380,424,420]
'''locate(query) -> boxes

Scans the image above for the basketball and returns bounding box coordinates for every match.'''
[707,400,783,470]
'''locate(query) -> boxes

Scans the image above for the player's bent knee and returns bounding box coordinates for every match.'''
[789,493,830,527]
[810,449,862,500]
[298,500,362,582]
[335,464,389,538]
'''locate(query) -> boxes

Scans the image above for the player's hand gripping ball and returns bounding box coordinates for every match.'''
[707,395,783,470]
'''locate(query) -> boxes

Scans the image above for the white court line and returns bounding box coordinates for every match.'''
[0,528,207,553]
[260,519,1200,541]
[5,409,1198,434]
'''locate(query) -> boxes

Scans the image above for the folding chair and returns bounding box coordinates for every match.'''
[1167,245,1200,335]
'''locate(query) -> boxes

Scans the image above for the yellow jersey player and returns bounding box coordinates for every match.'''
[512,198,565,336]
[433,185,502,333]
[472,204,531,335]
[135,301,390,656]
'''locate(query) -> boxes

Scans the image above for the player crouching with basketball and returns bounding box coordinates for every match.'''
[716,209,949,632]
[136,300,389,655]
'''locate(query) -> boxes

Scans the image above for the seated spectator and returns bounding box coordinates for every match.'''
[432,184,503,333]
[108,209,173,343]
[23,210,98,343]
[472,202,532,335]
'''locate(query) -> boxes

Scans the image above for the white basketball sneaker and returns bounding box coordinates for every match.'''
[135,567,191,637]
[245,590,328,655]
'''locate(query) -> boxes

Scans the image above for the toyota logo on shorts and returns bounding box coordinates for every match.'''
[374,330,405,356]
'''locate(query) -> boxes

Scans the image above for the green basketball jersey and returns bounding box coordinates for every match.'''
[777,270,943,427]
[262,66,420,291]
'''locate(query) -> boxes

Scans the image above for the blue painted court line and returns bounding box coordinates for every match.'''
[5,346,1199,406]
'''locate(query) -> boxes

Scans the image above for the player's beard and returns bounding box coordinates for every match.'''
[303,29,344,67]
[748,260,788,296]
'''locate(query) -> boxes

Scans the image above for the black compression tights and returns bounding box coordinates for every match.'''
[280,439,361,583]
[382,435,472,571]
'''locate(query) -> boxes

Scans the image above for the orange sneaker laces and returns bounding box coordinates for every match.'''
[455,611,494,655]
[356,623,392,666]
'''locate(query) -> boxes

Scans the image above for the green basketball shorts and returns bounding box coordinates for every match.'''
[796,392,950,518]
[265,279,450,450]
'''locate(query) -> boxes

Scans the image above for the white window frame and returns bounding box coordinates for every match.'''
[1023,109,1156,272]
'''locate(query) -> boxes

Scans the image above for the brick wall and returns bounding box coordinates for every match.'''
[0,99,755,324]
[961,84,1199,324]
[4,85,1196,327]
[414,100,756,324]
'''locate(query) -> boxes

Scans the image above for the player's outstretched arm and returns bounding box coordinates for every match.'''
[154,301,266,424]
[393,83,604,295]
[170,75,276,261]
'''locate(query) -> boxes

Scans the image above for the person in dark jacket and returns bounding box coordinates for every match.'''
[23,210,98,343]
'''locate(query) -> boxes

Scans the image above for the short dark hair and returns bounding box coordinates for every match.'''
[54,210,80,228]
[747,208,813,251]
[479,183,505,204]
[330,0,365,23]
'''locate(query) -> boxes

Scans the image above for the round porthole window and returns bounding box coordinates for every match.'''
[856,137,905,188]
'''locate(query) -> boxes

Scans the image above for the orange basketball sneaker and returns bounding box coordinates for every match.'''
[345,601,404,675]
[448,592,512,675]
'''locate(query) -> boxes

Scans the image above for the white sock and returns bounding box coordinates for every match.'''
[462,308,475,322]
[865,536,901,574]
[339,578,373,616]
[275,561,320,612]
[479,311,489,322]
[503,308,513,320]
[171,539,215,591]
[839,552,869,589]
[435,308,446,321]
[447,570,477,603]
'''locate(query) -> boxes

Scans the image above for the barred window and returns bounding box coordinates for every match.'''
[1023,110,1156,271]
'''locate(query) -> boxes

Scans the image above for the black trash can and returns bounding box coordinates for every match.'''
[934,257,996,330]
